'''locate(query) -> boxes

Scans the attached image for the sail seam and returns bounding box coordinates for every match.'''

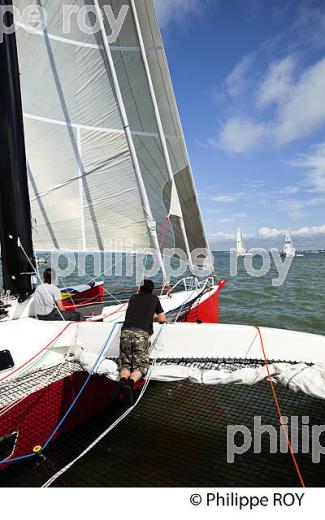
[15,22,162,53]
[23,112,179,140]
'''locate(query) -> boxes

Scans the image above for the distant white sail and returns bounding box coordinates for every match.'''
[283,231,296,258]
[236,228,247,256]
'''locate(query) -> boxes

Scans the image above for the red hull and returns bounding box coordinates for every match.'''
[181,280,226,324]
[0,373,117,469]
[62,285,104,312]
[0,281,226,468]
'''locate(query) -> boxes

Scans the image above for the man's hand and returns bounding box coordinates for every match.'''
[154,312,167,323]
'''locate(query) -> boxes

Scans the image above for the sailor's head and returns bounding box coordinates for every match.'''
[43,268,56,285]
[140,279,155,295]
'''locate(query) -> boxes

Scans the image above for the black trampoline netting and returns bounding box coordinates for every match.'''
[1,357,325,488]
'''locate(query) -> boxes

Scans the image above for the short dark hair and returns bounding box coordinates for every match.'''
[140,279,154,295]
[44,268,55,284]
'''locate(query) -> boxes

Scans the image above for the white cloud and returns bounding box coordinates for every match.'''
[207,232,234,241]
[257,56,296,109]
[258,225,325,239]
[213,117,267,154]
[276,196,325,220]
[215,55,325,153]
[154,0,206,28]
[258,227,286,239]
[274,58,325,145]
[292,142,325,192]
[216,217,235,223]
[225,54,255,98]
[211,192,246,203]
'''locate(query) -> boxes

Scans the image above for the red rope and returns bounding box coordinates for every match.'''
[0,322,74,383]
[255,326,305,487]
[107,273,128,291]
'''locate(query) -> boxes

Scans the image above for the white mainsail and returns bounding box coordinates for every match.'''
[236,228,246,256]
[13,0,211,272]
[283,231,296,258]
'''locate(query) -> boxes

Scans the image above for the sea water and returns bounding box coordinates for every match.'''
[1,251,324,335]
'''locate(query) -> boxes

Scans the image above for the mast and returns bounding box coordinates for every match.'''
[130,0,195,274]
[93,0,168,282]
[0,1,35,299]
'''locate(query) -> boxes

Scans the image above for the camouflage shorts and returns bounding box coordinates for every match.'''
[118,329,151,376]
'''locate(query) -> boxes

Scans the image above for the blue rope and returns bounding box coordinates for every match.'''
[0,453,36,465]
[42,323,119,450]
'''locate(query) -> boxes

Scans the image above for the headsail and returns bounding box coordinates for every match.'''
[105,0,211,267]
[236,228,246,256]
[283,230,296,258]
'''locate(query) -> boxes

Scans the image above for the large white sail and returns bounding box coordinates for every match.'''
[13,0,210,270]
[14,0,153,253]
[236,228,246,256]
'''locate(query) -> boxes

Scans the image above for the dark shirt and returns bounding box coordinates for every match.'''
[122,293,164,335]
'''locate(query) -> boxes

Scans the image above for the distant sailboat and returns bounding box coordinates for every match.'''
[236,228,247,257]
[282,231,296,258]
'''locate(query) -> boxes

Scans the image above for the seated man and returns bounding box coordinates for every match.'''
[34,268,81,322]
[110,279,166,406]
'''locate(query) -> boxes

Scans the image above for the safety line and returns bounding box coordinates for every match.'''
[42,323,119,450]
[255,326,305,488]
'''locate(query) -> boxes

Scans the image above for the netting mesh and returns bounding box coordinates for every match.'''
[1,357,325,487]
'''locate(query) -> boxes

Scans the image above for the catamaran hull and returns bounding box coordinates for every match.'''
[61,282,105,311]
[2,279,224,324]
[1,319,324,468]
[0,372,116,469]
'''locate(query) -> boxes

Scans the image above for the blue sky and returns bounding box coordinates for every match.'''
[154,0,325,250]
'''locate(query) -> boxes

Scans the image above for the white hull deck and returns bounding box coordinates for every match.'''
[1,318,325,378]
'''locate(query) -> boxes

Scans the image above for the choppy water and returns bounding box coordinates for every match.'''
[1,251,325,335]
[216,252,325,336]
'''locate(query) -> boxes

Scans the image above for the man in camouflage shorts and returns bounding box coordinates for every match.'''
[110,280,166,406]
[118,329,151,378]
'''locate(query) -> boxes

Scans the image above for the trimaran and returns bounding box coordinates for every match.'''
[0,0,325,472]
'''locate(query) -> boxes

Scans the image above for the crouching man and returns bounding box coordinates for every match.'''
[110,279,166,406]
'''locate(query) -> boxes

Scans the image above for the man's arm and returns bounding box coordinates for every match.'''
[154,297,166,323]
[54,287,65,312]
[56,299,65,312]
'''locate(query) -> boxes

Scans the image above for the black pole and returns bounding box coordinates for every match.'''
[0,1,35,300]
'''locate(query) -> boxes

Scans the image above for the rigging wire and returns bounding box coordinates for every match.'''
[19,242,66,321]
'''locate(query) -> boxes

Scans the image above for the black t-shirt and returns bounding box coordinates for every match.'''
[122,293,164,335]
